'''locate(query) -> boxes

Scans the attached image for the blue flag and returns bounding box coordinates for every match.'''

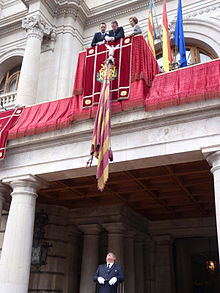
[174,0,187,67]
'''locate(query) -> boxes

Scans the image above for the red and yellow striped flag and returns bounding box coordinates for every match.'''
[163,0,173,72]
[90,64,113,191]
[147,0,156,57]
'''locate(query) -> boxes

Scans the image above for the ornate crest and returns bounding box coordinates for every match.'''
[97,64,117,83]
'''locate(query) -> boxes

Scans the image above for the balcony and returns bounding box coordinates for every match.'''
[0,91,17,109]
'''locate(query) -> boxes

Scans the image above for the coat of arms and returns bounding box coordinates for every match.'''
[97,64,117,83]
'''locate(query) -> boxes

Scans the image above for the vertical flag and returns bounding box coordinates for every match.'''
[90,64,113,191]
[174,0,187,67]
[147,0,156,57]
[163,0,173,72]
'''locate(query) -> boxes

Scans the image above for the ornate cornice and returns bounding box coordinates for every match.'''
[183,2,220,20]
[22,15,52,40]
[0,10,27,36]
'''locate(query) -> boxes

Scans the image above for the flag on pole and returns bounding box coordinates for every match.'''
[174,0,187,67]
[147,0,156,57]
[163,0,173,72]
[90,64,113,191]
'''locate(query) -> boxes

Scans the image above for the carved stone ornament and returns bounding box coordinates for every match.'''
[22,15,52,40]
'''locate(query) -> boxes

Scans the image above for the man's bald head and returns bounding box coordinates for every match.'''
[106,252,116,263]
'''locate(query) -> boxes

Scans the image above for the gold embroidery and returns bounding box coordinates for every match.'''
[124,38,130,44]
[89,49,94,54]
[85,99,92,105]
[120,90,127,96]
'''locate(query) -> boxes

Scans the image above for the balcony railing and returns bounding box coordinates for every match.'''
[0,91,17,109]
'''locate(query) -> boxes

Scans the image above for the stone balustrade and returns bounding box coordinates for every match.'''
[0,92,17,109]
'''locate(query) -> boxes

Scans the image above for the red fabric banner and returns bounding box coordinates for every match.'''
[83,36,133,108]
[8,98,75,140]
[73,35,159,117]
[146,59,220,111]
[0,108,23,159]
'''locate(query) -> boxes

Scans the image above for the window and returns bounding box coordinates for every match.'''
[156,45,215,71]
[0,64,21,95]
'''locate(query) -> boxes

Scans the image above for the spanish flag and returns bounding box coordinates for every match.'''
[163,0,173,72]
[90,64,113,191]
[147,0,156,57]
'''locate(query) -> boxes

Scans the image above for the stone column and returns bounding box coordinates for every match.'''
[79,224,101,293]
[0,183,11,227]
[56,13,82,99]
[124,231,135,293]
[103,222,125,267]
[144,237,156,293]
[175,239,193,293]
[154,235,175,293]
[64,225,82,293]
[0,1,3,19]
[134,234,145,293]
[16,15,51,106]
[0,174,47,293]
[207,151,220,262]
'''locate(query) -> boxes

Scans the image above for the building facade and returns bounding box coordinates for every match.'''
[0,0,220,292]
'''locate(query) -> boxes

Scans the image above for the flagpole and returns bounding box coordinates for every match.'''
[151,0,163,52]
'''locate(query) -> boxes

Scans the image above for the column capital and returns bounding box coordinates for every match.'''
[135,232,147,243]
[125,230,136,239]
[153,234,174,246]
[103,222,126,233]
[22,15,52,41]
[206,151,220,173]
[2,174,48,194]
[78,223,102,235]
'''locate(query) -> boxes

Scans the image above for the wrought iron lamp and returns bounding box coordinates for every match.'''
[206,260,218,275]
[31,210,52,270]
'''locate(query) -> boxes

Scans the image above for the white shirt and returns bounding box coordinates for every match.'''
[107,263,114,268]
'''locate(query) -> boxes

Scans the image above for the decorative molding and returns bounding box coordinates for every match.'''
[0,11,27,36]
[41,29,56,53]
[183,2,220,20]
[22,15,52,41]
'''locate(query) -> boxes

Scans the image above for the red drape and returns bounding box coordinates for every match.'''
[8,59,220,140]
[8,98,75,139]
[0,108,23,158]
[72,34,159,117]
[82,37,133,107]
[146,59,220,111]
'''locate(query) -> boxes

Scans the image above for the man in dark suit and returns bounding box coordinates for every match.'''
[105,21,125,42]
[91,22,108,47]
[94,252,124,293]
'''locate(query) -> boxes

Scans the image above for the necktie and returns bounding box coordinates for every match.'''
[107,264,110,269]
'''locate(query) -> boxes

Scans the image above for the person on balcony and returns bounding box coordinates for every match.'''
[105,21,125,42]
[129,16,142,36]
[91,22,108,47]
[94,252,124,293]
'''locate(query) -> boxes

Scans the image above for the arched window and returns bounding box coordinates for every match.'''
[156,45,216,71]
[0,64,21,95]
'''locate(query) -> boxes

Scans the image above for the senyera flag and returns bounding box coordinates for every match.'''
[147,0,156,57]
[163,0,173,72]
[89,63,113,191]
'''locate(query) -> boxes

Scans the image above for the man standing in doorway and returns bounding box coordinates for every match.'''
[91,22,108,47]
[94,252,124,293]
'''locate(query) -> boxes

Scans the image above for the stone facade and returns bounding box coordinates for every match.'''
[0,0,220,293]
